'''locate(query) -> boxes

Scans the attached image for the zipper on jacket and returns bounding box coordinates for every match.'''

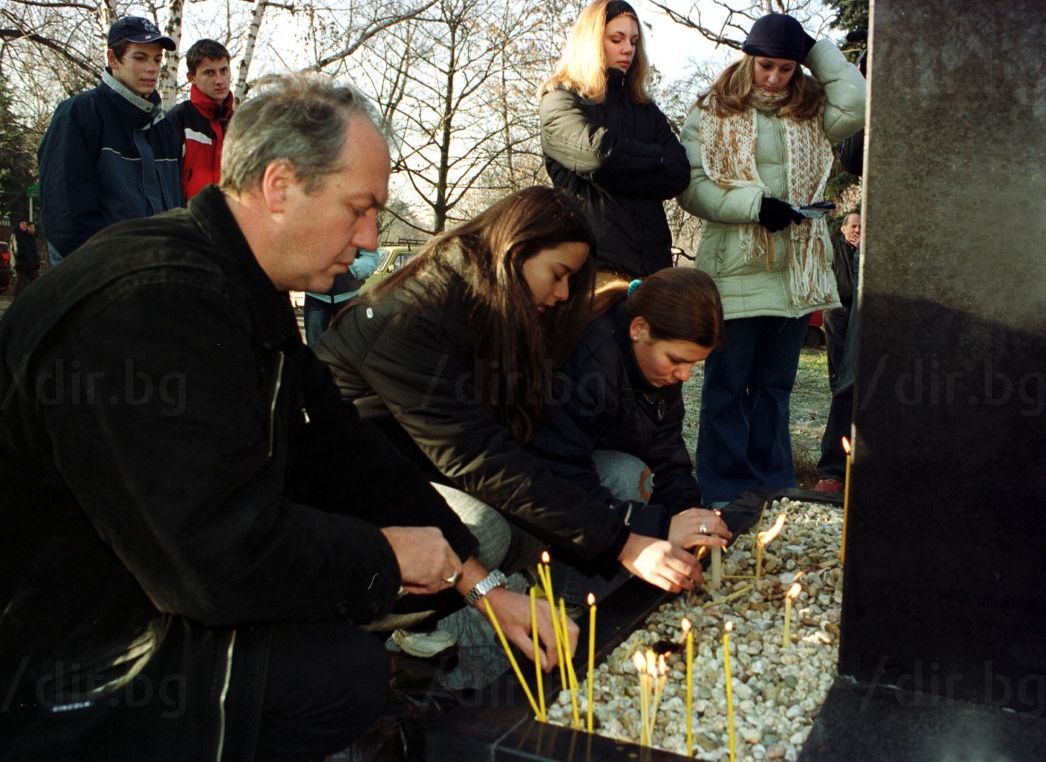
[268,351,285,458]
[214,629,237,762]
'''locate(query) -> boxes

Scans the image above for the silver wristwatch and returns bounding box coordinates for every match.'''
[464,569,508,606]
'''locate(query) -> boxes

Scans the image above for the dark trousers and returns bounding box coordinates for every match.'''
[818,297,860,480]
[237,621,389,762]
[13,268,39,298]
[696,315,810,504]
[823,306,850,391]
[303,295,338,348]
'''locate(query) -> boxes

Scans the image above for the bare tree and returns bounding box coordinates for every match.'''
[648,0,832,50]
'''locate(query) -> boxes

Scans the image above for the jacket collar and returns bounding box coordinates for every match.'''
[611,301,658,393]
[101,71,165,129]
[605,68,629,94]
[187,186,300,349]
[189,84,234,122]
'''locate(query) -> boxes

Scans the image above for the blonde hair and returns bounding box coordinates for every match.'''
[697,55,824,121]
[539,0,650,104]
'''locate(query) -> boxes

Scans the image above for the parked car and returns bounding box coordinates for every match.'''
[364,240,425,291]
[0,242,13,293]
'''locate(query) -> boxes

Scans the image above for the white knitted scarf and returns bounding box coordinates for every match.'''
[698,92,836,307]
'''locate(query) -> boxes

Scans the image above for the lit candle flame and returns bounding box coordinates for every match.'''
[645,649,657,675]
[541,550,551,564]
[724,620,734,634]
[787,581,802,599]
[587,592,595,606]
[658,654,667,676]
[681,617,692,635]
[757,512,787,547]
[841,436,851,456]
[632,651,647,676]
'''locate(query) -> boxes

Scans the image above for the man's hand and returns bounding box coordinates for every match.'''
[618,533,702,592]
[669,508,731,551]
[482,586,578,671]
[380,526,463,595]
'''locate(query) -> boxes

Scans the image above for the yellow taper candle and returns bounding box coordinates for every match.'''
[537,552,568,688]
[710,546,722,589]
[722,621,736,762]
[586,593,596,733]
[482,597,540,718]
[631,651,649,746]
[841,437,852,563]
[529,586,546,721]
[682,618,693,756]
[559,598,581,729]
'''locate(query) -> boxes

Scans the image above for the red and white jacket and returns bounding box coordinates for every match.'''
[167,85,234,200]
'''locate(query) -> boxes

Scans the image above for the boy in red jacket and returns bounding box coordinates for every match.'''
[168,39,234,199]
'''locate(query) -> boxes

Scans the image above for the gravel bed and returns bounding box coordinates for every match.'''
[548,498,843,761]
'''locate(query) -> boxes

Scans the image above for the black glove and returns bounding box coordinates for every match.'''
[758,196,804,232]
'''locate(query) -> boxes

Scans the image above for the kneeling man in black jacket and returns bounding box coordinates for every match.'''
[0,73,563,761]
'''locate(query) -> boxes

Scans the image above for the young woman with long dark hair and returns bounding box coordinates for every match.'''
[317,186,709,598]
[528,268,732,601]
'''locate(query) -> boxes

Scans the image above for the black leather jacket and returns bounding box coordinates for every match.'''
[528,301,702,534]
[0,187,475,759]
[540,70,690,276]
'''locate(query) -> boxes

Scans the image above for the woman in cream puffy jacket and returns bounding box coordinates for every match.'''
[677,13,865,504]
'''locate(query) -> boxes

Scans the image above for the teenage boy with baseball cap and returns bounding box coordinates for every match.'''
[38,16,183,262]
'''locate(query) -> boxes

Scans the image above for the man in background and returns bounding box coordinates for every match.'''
[815,211,861,493]
[167,38,235,199]
[37,16,182,262]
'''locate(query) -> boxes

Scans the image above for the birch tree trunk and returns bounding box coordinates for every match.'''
[160,0,185,105]
[236,0,267,99]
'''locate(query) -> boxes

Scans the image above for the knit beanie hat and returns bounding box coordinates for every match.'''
[742,13,815,62]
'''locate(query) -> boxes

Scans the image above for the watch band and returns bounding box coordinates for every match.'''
[464,569,508,607]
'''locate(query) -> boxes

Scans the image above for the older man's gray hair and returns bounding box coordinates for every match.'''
[220,72,386,194]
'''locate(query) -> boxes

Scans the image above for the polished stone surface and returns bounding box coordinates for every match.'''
[835,0,1046,740]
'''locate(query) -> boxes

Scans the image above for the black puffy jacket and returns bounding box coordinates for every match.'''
[315,267,634,569]
[0,187,476,760]
[528,301,702,531]
[539,70,690,277]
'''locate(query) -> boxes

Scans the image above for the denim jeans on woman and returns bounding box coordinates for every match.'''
[696,315,810,504]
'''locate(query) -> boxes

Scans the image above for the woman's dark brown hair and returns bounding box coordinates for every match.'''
[591,267,724,348]
[360,186,598,441]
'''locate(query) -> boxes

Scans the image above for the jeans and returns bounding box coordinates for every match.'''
[696,315,810,504]
[303,295,339,348]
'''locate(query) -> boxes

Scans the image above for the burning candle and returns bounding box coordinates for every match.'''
[841,437,852,563]
[722,621,736,762]
[482,597,541,719]
[782,581,802,648]
[755,512,787,579]
[529,586,546,721]
[682,618,693,756]
[537,551,568,688]
[586,593,596,733]
[559,598,581,729]
[632,651,650,746]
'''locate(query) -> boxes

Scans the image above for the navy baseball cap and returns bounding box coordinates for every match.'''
[107,16,176,51]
